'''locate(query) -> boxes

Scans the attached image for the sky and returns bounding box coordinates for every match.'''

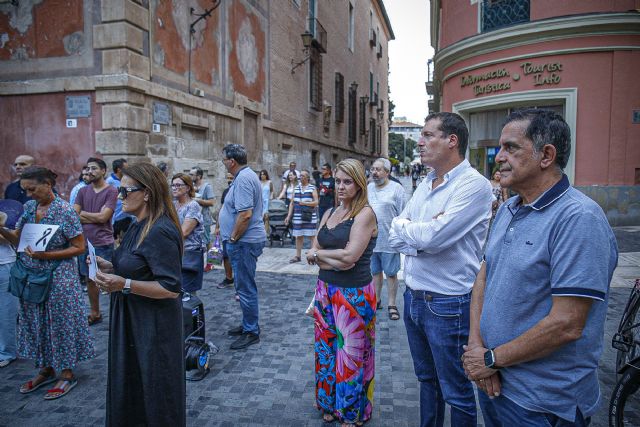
[384,0,434,125]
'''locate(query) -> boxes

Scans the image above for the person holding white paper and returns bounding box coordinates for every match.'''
[0,166,94,400]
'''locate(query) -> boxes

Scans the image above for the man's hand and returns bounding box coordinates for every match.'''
[462,344,496,381]
[475,373,501,398]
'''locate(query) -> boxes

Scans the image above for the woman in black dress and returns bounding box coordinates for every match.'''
[93,162,185,426]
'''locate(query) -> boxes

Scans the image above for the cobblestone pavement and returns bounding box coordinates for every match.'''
[0,265,638,426]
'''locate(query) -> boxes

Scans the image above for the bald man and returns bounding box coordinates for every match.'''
[5,155,35,204]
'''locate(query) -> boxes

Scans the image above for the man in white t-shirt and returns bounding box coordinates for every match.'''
[367,158,406,320]
[280,161,300,183]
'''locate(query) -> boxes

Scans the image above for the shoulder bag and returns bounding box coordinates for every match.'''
[9,257,62,304]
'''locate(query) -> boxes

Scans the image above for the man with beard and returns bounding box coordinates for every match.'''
[367,158,406,320]
[74,157,118,325]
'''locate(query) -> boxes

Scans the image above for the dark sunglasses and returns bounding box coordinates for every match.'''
[118,186,144,199]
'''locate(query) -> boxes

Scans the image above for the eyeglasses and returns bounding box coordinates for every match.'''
[118,186,144,199]
[171,183,186,189]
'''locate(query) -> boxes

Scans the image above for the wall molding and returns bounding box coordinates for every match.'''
[434,12,640,79]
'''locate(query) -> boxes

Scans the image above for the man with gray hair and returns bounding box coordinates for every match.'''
[463,109,617,425]
[218,144,266,350]
[367,158,405,320]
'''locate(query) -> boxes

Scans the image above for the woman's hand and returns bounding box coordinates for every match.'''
[284,215,290,225]
[94,271,125,293]
[306,250,316,265]
[93,255,114,273]
[25,246,47,260]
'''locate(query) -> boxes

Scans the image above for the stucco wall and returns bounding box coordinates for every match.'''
[441,47,640,187]
[0,92,101,199]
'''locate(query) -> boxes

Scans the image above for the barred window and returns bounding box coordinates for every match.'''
[335,72,344,123]
[309,49,322,111]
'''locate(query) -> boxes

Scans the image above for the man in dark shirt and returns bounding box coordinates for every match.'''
[317,163,335,221]
[4,155,34,204]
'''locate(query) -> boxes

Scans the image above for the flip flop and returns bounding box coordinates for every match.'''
[388,306,400,321]
[44,376,78,400]
[20,372,57,394]
[289,256,301,263]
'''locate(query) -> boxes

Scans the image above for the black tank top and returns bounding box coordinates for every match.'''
[317,208,376,287]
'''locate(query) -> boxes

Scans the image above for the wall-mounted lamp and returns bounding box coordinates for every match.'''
[291,31,314,74]
[350,82,358,92]
[360,95,369,105]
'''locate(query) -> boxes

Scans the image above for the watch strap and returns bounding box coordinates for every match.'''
[123,278,132,295]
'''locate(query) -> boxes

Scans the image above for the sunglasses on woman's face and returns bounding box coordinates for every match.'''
[118,186,144,199]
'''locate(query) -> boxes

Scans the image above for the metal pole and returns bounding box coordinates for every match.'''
[403,134,406,169]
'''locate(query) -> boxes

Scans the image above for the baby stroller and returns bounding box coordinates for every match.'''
[268,199,292,246]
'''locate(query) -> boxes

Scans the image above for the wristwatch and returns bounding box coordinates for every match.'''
[484,348,501,369]
[122,278,132,295]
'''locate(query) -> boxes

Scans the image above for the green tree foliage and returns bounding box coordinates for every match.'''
[388,133,417,162]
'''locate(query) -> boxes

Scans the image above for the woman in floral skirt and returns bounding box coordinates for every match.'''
[306,159,378,427]
[0,166,94,400]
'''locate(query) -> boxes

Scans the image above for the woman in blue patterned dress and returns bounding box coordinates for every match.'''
[0,167,94,400]
[285,170,319,263]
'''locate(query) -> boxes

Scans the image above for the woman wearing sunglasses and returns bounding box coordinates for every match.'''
[93,162,185,426]
[171,173,205,296]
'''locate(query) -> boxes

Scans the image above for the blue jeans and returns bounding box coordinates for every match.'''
[479,393,591,427]
[0,262,18,361]
[403,288,476,427]
[226,240,264,335]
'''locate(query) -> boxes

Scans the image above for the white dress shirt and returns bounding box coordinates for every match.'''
[388,159,494,294]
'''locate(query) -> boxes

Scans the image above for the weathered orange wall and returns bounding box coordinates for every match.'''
[153,0,220,87]
[228,0,266,103]
[0,93,101,198]
[441,48,640,186]
[0,0,84,60]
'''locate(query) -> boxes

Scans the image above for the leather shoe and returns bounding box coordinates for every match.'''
[230,332,259,350]
[227,325,244,336]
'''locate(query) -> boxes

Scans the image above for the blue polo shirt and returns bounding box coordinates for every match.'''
[219,166,266,244]
[480,175,618,422]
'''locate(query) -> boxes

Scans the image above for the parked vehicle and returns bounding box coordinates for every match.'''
[610,278,640,426]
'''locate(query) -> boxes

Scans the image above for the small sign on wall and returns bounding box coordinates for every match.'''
[633,110,640,124]
[65,96,91,118]
[153,102,171,125]
[152,123,161,133]
[66,119,77,128]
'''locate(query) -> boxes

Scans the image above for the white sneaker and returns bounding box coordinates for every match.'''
[0,358,15,368]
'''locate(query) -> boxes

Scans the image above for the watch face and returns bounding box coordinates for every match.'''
[484,350,493,367]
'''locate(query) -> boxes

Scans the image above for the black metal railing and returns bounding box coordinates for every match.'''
[309,17,327,53]
[481,0,530,33]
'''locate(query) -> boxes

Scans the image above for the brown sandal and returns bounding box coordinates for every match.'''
[388,306,400,321]
[289,256,301,263]
[87,314,102,326]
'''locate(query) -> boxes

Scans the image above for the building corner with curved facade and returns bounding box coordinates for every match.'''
[427,0,640,225]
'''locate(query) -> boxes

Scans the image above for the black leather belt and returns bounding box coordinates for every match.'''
[408,288,469,301]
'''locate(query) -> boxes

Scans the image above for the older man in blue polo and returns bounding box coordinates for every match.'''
[462,109,618,426]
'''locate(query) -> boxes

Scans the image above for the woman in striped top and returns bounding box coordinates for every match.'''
[284,170,319,263]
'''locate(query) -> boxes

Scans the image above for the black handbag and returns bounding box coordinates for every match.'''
[9,257,61,304]
[300,206,314,222]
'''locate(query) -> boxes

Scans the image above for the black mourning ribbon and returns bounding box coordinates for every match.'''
[35,227,53,248]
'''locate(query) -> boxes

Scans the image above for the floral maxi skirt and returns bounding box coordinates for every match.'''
[314,279,376,424]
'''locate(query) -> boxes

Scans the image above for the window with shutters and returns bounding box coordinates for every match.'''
[359,98,366,136]
[335,72,344,123]
[369,118,376,153]
[348,85,357,145]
